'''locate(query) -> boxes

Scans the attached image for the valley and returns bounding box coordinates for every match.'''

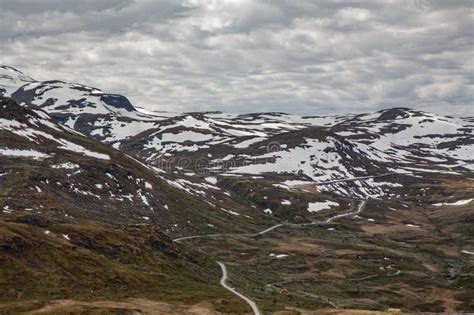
[0,65,473,314]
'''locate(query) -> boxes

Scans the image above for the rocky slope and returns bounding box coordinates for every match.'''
[0,96,267,235]
[2,64,472,202]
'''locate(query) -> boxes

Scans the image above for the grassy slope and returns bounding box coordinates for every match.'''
[0,99,262,313]
[175,189,473,313]
[0,213,252,314]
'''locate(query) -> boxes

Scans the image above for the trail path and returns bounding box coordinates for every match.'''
[174,201,368,314]
[173,201,366,242]
[313,173,393,185]
[217,262,261,315]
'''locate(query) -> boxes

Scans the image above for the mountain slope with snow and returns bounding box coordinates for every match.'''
[1,64,473,201]
[0,97,267,234]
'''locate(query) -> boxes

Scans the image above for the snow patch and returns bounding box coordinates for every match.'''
[307,200,339,212]
[0,148,50,160]
[433,199,473,207]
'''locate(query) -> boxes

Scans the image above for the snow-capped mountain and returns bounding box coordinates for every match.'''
[0,96,270,234]
[1,65,473,200]
[0,65,35,95]
[1,65,136,115]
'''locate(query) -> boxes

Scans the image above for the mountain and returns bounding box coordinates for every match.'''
[2,64,472,202]
[0,65,35,96]
[0,97,246,311]
[1,65,473,313]
[0,96,271,234]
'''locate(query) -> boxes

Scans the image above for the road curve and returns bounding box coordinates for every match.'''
[173,201,367,315]
[173,201,367,242]
[326,200,366,223]
[256,223,285,235]
[173,233,252,243]
[217,262,261,315]
[314,173,394,185]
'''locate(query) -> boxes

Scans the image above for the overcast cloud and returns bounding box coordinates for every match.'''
[0,0,472,115]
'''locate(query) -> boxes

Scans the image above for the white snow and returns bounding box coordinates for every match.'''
[95,118,157,141]
[205,176,218,185]
[221,208,240,216]
[231,137,355,184]
[51,162,80,169]
[433,199,473,207]
[162,131,214,143]
[139,192,150,206]
[56,139,110,160]
[72,187,101,199]
[2,206,12,213]
[145,181,153,189]
[0,148,50,160]
[307,200,339,212]
[269,253,289,258]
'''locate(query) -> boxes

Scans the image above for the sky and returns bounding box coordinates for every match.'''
[0,0,472,116]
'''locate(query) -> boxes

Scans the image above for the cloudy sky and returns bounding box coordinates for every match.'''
[0,0,472,115]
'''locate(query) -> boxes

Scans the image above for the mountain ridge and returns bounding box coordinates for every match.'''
[1,64,473,201]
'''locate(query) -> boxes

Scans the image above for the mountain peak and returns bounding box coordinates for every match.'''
[0,65,137,117]
[0,65,32,77]
[99,94,136,112]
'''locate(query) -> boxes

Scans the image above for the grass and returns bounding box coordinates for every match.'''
[0,214,255,313]
[176,195,474,313]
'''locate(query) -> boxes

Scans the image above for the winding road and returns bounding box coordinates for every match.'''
[294,200,366,226]
[326,200,365,223]
[313,173,394,185]
[174,201,366,242]
[173,233,253,243]
[217,262,261,315]
[174,200,367,314]
[256,223,285,236]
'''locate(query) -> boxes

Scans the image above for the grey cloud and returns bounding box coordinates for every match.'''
[0,0,130,14]
[0,0,472,116]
